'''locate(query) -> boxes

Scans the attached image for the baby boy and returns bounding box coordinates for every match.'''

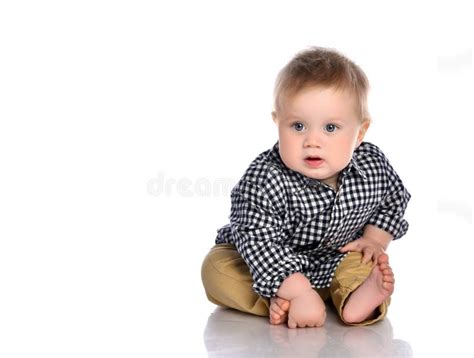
[201,47,411,328]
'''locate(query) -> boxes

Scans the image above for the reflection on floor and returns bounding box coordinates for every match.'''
[204,307,412,357]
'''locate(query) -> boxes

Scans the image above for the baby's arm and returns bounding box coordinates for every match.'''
[340,145,411,264]
[230,178,311,299]
[339,224,393,264]
[276,273,326,328]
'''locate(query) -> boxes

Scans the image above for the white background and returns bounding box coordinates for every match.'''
[0,1,472,357]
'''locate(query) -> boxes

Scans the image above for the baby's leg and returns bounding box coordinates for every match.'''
[342,254,394,324]
[201,244,269,316]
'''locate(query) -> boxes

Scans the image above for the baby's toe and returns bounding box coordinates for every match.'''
[288,318,297,329]
[377,254,389,265]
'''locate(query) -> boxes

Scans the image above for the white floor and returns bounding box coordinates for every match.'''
[204,307,412,357]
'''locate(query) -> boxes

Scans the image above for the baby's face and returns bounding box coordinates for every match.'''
[273,86,369,189]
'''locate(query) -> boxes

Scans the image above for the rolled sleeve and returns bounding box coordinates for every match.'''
[367,160,411,240]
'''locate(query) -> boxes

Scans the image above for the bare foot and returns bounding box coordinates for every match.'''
[342,253,394,324]
[269,297,290,325]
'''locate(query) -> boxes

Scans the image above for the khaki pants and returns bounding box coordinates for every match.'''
[201,244,389,326]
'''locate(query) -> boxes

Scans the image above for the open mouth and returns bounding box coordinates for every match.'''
[304,156,323,168]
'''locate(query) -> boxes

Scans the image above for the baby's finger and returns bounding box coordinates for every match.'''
[270,311,281,320]
[373,251,382,264]
[339,241,359,253]
[362,249,374,264]
[275,297,290,311]
[271,304,284,316]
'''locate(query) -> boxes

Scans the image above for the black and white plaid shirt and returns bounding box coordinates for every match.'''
[216,141,411,298]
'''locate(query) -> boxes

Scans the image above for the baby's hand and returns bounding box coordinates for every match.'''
[339,236,385,264]
[287,288,326,329]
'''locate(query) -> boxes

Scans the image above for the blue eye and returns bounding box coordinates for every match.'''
[292,122,305,132]
[325,124,337,133]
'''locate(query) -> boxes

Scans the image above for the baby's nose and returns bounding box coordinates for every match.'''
[303,130,323,147]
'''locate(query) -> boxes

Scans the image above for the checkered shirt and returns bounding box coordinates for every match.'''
[216,141,411,298]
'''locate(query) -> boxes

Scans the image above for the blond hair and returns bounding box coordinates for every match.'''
[274,47,370,122]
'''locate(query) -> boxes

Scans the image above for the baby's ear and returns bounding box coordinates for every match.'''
[271,111,278,123]
[356,120,371,146]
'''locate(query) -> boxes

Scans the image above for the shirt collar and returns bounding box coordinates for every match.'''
[343,156,367,180]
